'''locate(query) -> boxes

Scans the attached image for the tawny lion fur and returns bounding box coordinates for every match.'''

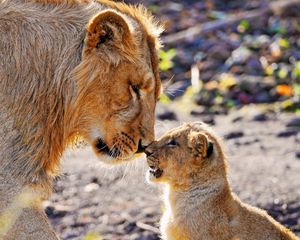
[0,0,162,238]
[146,122,299,240]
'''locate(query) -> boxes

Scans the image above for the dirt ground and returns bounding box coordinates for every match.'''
[47,103,300,240]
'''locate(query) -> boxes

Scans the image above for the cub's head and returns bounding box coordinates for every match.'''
[73,7,162,164]
[145,122,226,189]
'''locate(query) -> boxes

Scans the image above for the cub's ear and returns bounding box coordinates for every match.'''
[188,132,214,161]
[83,10,135,57]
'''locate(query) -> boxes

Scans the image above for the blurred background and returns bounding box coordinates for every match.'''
[47,0,300,239]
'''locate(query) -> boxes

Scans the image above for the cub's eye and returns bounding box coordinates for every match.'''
[166,139,178,147]
[131,84,141,99]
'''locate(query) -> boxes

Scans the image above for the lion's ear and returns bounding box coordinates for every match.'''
[188,132,214,161]
[84,10,135,56]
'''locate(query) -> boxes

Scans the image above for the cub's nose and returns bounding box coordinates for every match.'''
[144,146,154,157]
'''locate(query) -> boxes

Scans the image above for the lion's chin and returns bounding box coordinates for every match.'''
[94,151,137,165]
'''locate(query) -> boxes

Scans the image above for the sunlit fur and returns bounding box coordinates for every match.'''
[0,0,161,238]
[146,122,298,240]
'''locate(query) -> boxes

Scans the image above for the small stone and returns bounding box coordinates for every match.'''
[45,204,71,218]
[245,56,263,75]
[124,222,137,233]
[84,183,99,192]
[292,51,300,61]
[202,116,215,125]
[296,151,300,159]
[190,109,206,116]
[254,91,271,103]
[157,110,177,121]
[90,177,100,184]
[286,117,300,128]
[277,130,298,138]
[224,131,244,140]
[231,116,243,123]
[253,113,268,122]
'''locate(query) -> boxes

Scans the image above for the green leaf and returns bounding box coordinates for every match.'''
[225,100,235,109]
[278,67,288,79]
[84,232,102,240]
[293,61,300,78]
[159,49,177,71]
[159,60,174,71]
[278,38,290,48]
[281,99,293,109]
[293,84,300,96]
[159,93,171,104]
[238,20,250,32]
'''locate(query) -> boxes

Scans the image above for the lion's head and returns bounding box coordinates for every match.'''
[145,122,227,189]
[72,7,162,164]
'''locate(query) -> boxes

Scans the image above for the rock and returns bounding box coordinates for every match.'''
[244,34,271,49]
[253,113,268,122]
[227,46,252,65]
[277,129,298,138]
[245,56,263,75]
[254,91,272,103]
[286,117,300,128]
[84,183,99,192]
[208,43,231,61]
[194,89,216,106]
[124,222,137,233]
[231,116,243,122]
[291,51,300,61]
[157,110,177,121]
[90,177,100,184]
[199,59,220,72]
[224,131,244,140]
[45,204,72,218]
[202,116,215,125]
[190,107,206,116]
[296,151,300,159]
[135,233,160,240]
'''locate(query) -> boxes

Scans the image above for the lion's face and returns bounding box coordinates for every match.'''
[73,9,161,164]
[145,123,216,188]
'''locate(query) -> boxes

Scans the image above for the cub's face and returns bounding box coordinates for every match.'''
[145,123,215,187]
[75,9,161,164]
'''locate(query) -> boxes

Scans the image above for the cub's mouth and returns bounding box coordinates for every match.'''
[147,155,163,178]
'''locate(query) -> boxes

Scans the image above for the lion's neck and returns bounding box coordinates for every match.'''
[0,1,103,188]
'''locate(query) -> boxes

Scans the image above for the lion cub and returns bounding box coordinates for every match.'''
[145,122,298,240]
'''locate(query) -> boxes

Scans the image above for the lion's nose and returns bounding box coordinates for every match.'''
[136,139,147,153]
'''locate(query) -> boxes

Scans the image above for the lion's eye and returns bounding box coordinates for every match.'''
[166,139,178,147]
[131,85,141,99]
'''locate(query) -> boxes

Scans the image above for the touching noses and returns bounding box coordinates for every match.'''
[136,139,147,153]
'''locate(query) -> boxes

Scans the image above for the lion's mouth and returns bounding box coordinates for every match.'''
[95,138,121,158]
[95,138,143,159]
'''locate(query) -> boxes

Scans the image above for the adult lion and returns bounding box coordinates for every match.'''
[0,0,162,239]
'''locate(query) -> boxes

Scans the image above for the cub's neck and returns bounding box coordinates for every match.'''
[163,178,233,236]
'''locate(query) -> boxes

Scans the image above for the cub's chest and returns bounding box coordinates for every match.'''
[161,213,191,240]
[165,224,190,240]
